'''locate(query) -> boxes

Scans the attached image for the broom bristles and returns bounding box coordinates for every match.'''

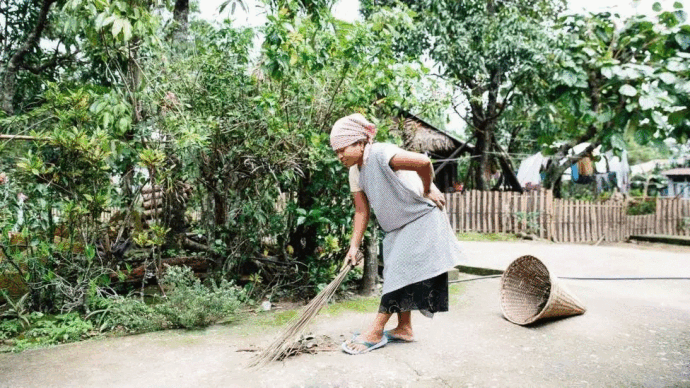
[248,255,358,368]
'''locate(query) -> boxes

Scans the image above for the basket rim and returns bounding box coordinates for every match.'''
[499,255,557,325]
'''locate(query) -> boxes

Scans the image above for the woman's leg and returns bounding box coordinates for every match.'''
[388,311,414,340]
[345,312,392,351]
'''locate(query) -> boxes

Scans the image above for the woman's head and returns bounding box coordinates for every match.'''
[330,113,377,167]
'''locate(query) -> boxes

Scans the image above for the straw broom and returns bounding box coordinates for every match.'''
[248,253,361,368]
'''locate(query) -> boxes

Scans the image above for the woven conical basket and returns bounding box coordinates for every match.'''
[500,255,586,325]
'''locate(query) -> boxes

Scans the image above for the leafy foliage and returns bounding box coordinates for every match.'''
[86,266,246,332]
[539,7,690,188]
[361,0,565,190]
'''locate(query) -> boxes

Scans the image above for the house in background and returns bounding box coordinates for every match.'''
[389,109,523,193]
[662,168,690,199]
[390,112,469,193]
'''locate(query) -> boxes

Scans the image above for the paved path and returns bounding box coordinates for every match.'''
[1,241,689,388]
[459,240,690,278]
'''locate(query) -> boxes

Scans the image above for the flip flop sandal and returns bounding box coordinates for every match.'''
[341,334,388,355]
[383,330,415,343]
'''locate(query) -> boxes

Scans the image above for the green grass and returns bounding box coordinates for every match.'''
[251,310,300,327]
[456,232,519,242]
[321,295,380,315]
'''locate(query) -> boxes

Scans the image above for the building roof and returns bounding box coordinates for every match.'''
[662,168,690,176]
[390,109,471,155]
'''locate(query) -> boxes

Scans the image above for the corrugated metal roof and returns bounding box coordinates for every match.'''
[662,168,690,176]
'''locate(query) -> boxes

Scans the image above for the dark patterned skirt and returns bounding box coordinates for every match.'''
[378,272,449,318]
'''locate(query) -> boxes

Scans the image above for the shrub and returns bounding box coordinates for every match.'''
[87,266,246,333]
[627,199,656,215]
[21,313,94,345]
[156,266,245,329]
[0,319,23,340]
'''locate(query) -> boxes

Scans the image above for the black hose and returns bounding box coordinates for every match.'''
[448,275,690,284]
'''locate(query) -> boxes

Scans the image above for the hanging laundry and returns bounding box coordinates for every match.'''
[571,164,579,182]
[577,156,595,177]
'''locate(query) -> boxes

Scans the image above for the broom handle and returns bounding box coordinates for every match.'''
[339,251,363,272]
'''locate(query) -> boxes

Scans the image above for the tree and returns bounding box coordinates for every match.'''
[360,0,566,191]
[539,7,690,191]
[0,0,79,115]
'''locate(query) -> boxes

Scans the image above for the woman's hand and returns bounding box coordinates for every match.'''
[343,246,362,267]
[425,186,446,210]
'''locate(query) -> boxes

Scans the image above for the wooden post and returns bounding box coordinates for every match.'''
[546,190,553,240]
[470,189,474,232]
[459,192,463,233]
[493,191,499,234]
[576,200,581,242]
[482,190,488,233]
[501,192,507,234]
[655,198,661,235]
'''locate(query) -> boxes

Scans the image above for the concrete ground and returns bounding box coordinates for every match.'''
[1,241,689,388]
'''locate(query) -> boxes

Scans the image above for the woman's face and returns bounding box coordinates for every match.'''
[336,142,364,168]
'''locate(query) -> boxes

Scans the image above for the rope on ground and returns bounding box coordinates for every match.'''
[448,275,690,284]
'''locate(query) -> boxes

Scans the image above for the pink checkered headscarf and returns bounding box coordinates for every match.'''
[329,113,378,162]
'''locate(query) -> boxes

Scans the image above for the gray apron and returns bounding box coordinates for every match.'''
[359,143,464,295]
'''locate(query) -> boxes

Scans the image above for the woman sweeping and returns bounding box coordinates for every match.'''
[330,113,464,355]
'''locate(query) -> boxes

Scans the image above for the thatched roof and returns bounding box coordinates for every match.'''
[391,115,459,154]
[662,168,690,177]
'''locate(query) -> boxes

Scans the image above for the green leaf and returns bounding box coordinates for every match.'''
[112,19,123,38]
[675,33,690,50]
[611,133,626,151]
[118,117,129,133]
[633,128,651,144]
[619,84,637,96]
[639,95,656,110]
[601,67,613,79]
[653,2,662,12]
[597,111,614,123]
[122,20,132,41]
[659,72,677,84]
[296,216,306,226]
[674,2,683,9]
[103,112,112,128]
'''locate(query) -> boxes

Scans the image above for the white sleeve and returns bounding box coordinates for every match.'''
[348,165,363,192]
[379,143,401,165]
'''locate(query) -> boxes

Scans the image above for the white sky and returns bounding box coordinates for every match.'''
[199,0,690,25]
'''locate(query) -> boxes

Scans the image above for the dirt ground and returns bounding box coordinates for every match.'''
[1,240,689,388]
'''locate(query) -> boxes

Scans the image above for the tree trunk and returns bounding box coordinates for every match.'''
[542,141,601,196]
[472,124,494,191]
[359,224,378,296]
[121,38,143,203]
[288,173,318,260]
[173,0,189,42]
[1,0,57,114]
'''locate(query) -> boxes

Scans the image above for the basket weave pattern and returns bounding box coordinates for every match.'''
[500,255,586,325]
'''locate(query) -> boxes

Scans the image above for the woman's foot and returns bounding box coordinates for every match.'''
[342,331,387,354]
[384,326,414,342]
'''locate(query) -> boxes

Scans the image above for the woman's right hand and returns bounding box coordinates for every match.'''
[344,246,362,267]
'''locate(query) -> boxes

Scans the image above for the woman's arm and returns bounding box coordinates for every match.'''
[345,191,370,266]
[389,150,445,209]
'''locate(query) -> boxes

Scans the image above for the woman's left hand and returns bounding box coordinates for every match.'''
[425,186,445,210]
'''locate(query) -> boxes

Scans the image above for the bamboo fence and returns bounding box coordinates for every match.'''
[443,190,690,242]
[47,189,690,243]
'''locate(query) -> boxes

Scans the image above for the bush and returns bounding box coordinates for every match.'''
[0,319,23,340]
[627,199,656,215]
[21,313,94,345]
[156,266,245,329]
[87,266,246,333]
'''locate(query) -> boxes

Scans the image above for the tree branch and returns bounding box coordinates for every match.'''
[1,0,57,114]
